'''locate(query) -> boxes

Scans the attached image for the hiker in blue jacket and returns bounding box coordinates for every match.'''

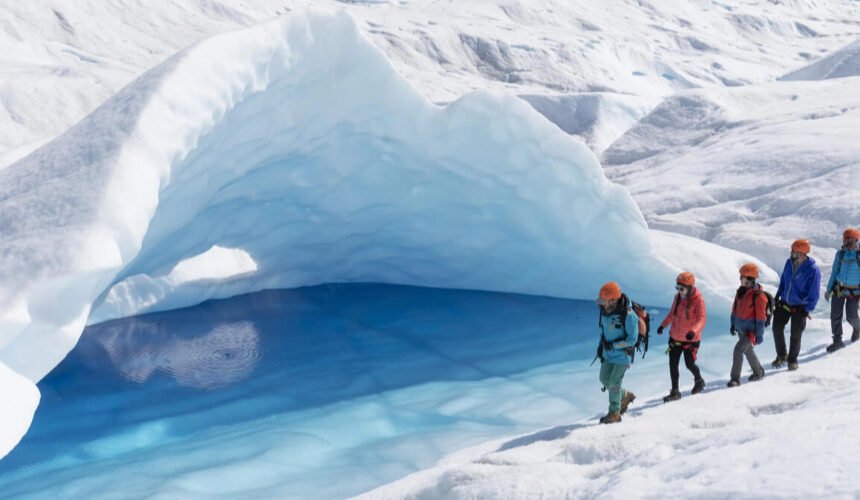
[825,228,860,352]
[595,281,638,425]
[771,239,820,371]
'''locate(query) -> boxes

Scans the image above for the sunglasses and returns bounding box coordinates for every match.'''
[596,298,617,306]
[675,285,687,292]
[740,276,755,282]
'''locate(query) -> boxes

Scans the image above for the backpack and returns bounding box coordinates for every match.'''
[595,295,651,364]
[757,289,774,327]
[628,300,651,359]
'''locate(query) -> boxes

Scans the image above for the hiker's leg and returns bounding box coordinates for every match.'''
[743,337,764,376]
[668,344,682,390]
[787,309,807,364]
[731,337,745,381]
[772,306,790,358]
[831,295,846,341]
[599,360,612,390]
[683,347,702,381]
[846,297,860,336]
[606,362,627,414]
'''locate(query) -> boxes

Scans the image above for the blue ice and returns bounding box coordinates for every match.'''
[0,283,737,498]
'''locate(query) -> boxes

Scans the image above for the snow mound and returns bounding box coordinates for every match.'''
[0,9,679,457]
[520,93,659,154]
[781,38,860,81]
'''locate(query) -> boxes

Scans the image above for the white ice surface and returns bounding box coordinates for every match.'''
[3,0,860,159]
[361,315,853,499]
[604,77,860,273]
[1,0,857,496]
[0,9,694,458]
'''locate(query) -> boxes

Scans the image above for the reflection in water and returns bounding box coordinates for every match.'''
[91,320,261,390]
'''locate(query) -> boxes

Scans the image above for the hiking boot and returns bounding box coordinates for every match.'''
[620,391,636,415]
[853,330,860,343]
[727,379,740,388]
[827,339,845,353]
[691,378,706,395]
[599,412,622,424]
[662,389,682,403]
[787,362,799,371]
[771,356,786,369]
[748,371,765,382]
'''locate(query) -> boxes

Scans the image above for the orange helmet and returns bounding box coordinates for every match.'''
[844,228,860,241]
[599,281,622,301]
[791,239,811,254]
[739,263,759,279]
[676,272,695,287]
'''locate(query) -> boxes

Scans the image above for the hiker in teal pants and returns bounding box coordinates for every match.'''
[595,281,639,424]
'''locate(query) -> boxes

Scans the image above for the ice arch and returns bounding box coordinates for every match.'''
[0,9,675,455]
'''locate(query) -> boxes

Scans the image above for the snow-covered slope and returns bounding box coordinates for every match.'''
[2,0,857,492]
[359,320,858,499]
[0,9,691,458]
[3,0,860,158]
[781,38,860,81]
[603,76,860,271]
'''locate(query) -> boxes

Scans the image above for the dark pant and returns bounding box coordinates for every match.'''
[772,305,807,364]
[830,295,860,340]
[669,343,701,390]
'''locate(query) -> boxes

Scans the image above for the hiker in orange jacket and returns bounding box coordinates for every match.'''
[657,272,706,402]
[728,263,768,387]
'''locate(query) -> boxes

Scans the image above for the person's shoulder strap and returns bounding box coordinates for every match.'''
[834,249,845,277]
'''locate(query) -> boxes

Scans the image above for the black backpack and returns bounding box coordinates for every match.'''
[758,289,774,327]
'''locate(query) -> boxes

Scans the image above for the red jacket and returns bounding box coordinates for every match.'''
[660,287,706,342]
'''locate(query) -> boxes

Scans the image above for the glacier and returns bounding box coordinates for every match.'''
[0,9,689,457]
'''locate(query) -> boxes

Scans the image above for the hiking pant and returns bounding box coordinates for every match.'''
[599,361,628,414]
[730,333,763,382]
[669,343,701,390]
[772,306,807,364]
[831,295,860,341]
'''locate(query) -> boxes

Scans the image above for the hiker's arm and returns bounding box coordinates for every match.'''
[776,261,789,301]
[826,253,840,293]
[660,310,672,329]
[690,295,706,335]
[806,266,821,312]
[754,293,768,337]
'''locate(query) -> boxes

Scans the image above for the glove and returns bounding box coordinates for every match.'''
[602,339,613,351]
[657,325,665,335]
[730,326,737,336]
[755,333,764,345]
[825,291,831,302]
[686,331,695,341]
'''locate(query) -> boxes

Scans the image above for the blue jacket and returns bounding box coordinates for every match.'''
[776,257,821,312]
[827,250,860,292]
[599,299,640,365]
